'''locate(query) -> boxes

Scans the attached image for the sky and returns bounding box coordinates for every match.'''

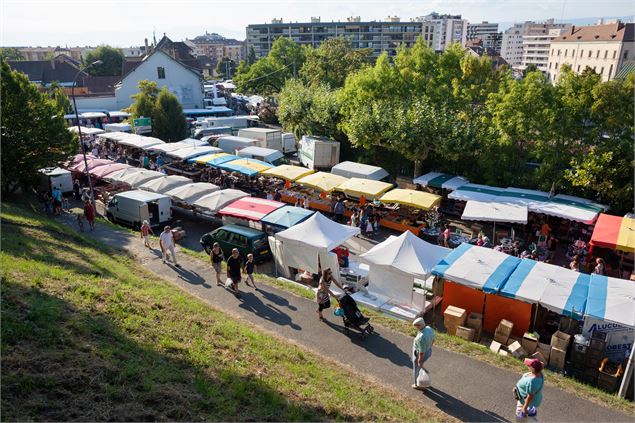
[2,0,633,47]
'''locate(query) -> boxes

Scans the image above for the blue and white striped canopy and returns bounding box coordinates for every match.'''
[431,243,521,292]
[500,260,590,319]
[585,274,635,328]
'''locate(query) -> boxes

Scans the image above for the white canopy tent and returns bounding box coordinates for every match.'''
[117,135,165,150]
[166,146,222,160]
[164,182,220,204]
[448,184,507,202]
[461,200,528,224]
[179,138,208,146]
[102,167,144,183]
[97,131,134,142]
[146,141,190,153]
[413,172,469,191]
[358,231,450,305]
[274,212,360,274]
[192,189,249,213]
[68,126,105,135]
[116,169,164,188]
[137,175,192,194]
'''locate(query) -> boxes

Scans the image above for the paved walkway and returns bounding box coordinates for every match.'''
[59,214,632,422]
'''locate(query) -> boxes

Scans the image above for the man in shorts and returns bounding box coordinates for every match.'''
[210,242,224,286]
[226,248,243,295]
[243,253,257,290]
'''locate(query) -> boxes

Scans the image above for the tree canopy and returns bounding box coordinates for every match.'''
[300,37,371,89]
[0,47,24,61]
[83,45,124,76]
[152,88,188,142]
[47,81,73,114]
[216,57,237,80]
[1,62,77,194]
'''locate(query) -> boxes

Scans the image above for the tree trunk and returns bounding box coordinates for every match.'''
[413,160,422,179]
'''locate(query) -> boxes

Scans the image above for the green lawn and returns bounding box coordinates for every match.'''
[1,201,448,422]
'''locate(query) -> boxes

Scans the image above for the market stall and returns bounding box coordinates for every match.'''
[137,175,192,195]
[218,197,285,230]
[102,167,145,184]
[216,158,273,177]
[68,126,105,136]
[590,214,635,253]
[378,189,442,234]
[115,169,164,188]
[70,158,113,174]
[192,189,249,214]
[117,135,165,150]
[164,182,220,205]
[165,145,222,161]
[288,171,349,213]
[260,205,315,232]
[586,274,635,329]
[461,200,528,244]
[413,172,469,191]
[89,163,130,179]
[262,165,315,182]
[336,177,393,200]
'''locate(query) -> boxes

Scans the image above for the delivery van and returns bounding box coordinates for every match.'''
[281,132,297,154]
[39,167,73,193]
[237,128,283,152]
[217,135,259,154]
[236,146,286,166]
[331,161,392,183]
[106,190,172,229]
[299,135,340,170]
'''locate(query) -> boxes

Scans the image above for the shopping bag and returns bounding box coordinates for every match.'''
[334,306,344,317]
[417,368,431,388]
[225,278,234,288]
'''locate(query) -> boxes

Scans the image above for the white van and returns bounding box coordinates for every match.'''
[104,123,131,133]
[281,132,297,154]
[331,161,391,182]
[194,126,233,139]
[39,167,73,193]
[217,135,259,154]
[237,128,283,152]
[106,190,172,229]
[236,146,286,166]
[299,135,340,170]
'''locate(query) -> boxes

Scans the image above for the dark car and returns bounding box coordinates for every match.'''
[200,224,271,263]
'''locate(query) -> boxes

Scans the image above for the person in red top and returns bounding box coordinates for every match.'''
[140,220,154,248]
[442,224,451,247]
[83,200,95,231]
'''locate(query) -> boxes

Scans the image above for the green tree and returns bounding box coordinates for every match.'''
[0,47,24,61]
[0,62,77,194]
[522,63,538,77]
[47,81,73,114]
[300,37,371,88]
[152,88,187,142]
[83,45,124,76]
[127,80,159,123]
[247,46,257,65]
[216,57,237,80]
[234,37,305,95]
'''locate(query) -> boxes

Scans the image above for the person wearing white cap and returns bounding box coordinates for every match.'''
[159,226,180,268]
[140,220,154,249]
[412,317,435,390]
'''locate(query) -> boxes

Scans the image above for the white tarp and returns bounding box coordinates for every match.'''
[192,189,249,213]
[164,182,220,204]
[137,175,192,194]
[448,184,506,202]
[147,141,191,153]
[413,172,469,191]
[117,170,164,188]
[586,274,635,328]
[166,146,222,160]
[102,167,144,183]
[118,135,165,149]
[68,126,105,135]
[461,200,528,224]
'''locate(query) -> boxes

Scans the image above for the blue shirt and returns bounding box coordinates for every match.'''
[413,326,435,353]
[516,373,544,407]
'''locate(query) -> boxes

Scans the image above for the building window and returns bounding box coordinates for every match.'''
[564,49,567,57]
[624,50,629,59]
[572,49,575,58]
[549,62,552,69]
[157,67,166,79]
[600,67,604,75]
[596,50,600,58]
[581,49,584,57]
[577,65,580,72]
[613,50,617,59]
[557,49,561,56]
[608,64,613,78]
[588,50,592,58]
[604,50,608,59]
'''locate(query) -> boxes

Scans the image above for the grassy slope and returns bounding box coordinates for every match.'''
[0,201,448,422]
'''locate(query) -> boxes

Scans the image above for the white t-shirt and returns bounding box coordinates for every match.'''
[159,231,174,248]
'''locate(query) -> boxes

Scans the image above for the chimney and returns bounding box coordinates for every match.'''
[50,58,55,70]
[144,38,149,53]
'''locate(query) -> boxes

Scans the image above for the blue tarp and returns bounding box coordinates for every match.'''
[261,206,315,229]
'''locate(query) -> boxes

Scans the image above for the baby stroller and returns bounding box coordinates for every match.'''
[338,291,374,340]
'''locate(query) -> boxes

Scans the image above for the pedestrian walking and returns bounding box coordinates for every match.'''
[514,358,544,420]
[593,258,606,275]
[83,200,95,231]
[315,268,344,321]
[76,210,84,232]
[333,197,345,223]
[412,317,435,391]
[210,242,225,286]
[140,220,154,248]
[226,248,243,295]
[442,224,451,247]
[159,226,180,267]
[51,187,63,215]
[243,253,257,290]
[73,179,82,201]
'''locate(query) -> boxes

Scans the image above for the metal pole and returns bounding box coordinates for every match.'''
[618,346,634,398]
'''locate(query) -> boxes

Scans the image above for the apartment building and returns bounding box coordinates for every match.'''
[521,27,568,72]
[547,22,634,82]
[188,32,245,65]
[246,15,437,59]
[501,19,569,69]
[419,12,468,51]
[467,21,501,53]
[18,46,94,62]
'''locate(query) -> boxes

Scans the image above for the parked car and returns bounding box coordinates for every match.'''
[200,224,271,262]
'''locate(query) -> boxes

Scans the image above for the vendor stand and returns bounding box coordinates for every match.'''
[461,200,528,245]
[413,172,469,192]
[114,169,164,189]
[192,189,249,216]
[378,189,442,235]
[291,171,349,213]
[218,197,285,230]
[589,214,635,279]
[137,175,192,195]
[164,182,220,205]
[260,205,315,234]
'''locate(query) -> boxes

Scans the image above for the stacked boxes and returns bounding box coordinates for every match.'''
[537,342,552,361]
[507,341,527,359]
[466,312,483,342]
[494,319,514,344]
[551,331,572,350]
[521,332,539,355]
[549,331,571,371]
[456,326,476,342]
[443,306,467,336]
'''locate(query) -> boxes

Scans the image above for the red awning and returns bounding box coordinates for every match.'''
[218,197,286,221]
[590,213,622,250]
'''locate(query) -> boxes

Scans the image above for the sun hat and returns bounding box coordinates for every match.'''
[413,317,425,327]
[524,358,544,372]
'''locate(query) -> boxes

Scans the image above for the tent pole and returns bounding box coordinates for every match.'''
[493,222,496,244]
[618,346,634,398]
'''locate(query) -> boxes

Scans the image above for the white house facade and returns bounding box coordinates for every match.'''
[115,50,204,110]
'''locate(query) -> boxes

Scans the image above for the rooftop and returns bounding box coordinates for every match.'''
[554,22,634,42]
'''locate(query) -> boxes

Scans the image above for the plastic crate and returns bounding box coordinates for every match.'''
[589,338,606,351]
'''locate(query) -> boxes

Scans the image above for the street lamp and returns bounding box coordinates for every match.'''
[70,59,102,212]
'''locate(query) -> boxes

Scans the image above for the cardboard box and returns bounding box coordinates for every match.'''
[467,312,483,330]
[499,349,510,357]
[494,332,510,345]
[496,319,514,337]
[489,340,502,353]
[444,306,467,326]
[537,342,552,360]
[445,323,458,336]
[521,332,539,354]
[473,326,483,343]
[508,341,527,359]
[549,347,566,370]
[456,325,475,342]
[531,351,548,366]
[551,331,572,351]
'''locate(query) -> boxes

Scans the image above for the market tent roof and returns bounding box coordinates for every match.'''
[186,152,234,165]
[585,274,635,328]
[116,169,164,188]
[40,167,70,176]
[90,163,130,178]
[192,189,249,213]
[98,131,133,141]
[296,171,349,192]
[146,141,191,153]
[379,189,442,210]
[275,212,360,251]
[67,153,97,167]
[205,153,240,167]
[413,172,469,191]
[166,146,223,160]
[448,184,507,202]
[216,158,273,176]
[336,177,393,200]
[102,167,145,183]
[68,126,105,135]
[262,165,315,181]
[107,111,130,118]
[179,138,208,146]
[117,135,165,149]
[164,182,220,204]
[218,197,286,221]
[359,230,450,279]
[590,214,635,253]
[432,243,521,292]
[500,260,590,318]
[331,161,389,180]
[80,112,106,119]
[137,175,192,194]
[461,200,528,224]
[260,205,315,229]
[71,158,113,173]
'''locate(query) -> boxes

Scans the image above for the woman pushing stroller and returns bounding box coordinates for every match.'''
[315,268,344,321]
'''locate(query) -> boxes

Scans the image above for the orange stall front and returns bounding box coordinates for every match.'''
[483,293,532,337]
[441,280,486,316]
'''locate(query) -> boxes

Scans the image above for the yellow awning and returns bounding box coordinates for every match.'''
[193,152,230,164]
[379,189,442,210]
[262,164,315,181]
[336,177,393,200]
[617,217,635,253]
[296,171,349,192]
[227,159,272,173]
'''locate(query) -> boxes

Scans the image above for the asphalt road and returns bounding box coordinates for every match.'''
[57,211,633,423]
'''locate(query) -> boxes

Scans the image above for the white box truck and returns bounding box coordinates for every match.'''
[39,167,73,193]
[236,146,286,166]
[298,136,340,170]
[205,116,250,129]
[330,161,391,181]
[217,136,260,154]
[106,190,172,229]
[237,128,283,152]
[282,132,297,154]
